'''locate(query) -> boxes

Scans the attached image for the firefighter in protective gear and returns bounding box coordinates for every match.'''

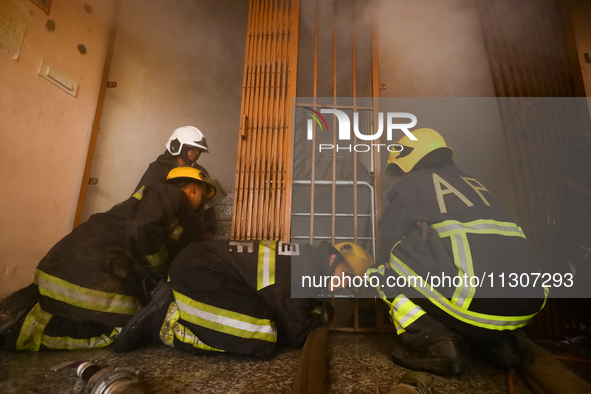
[136,126,209,190]
[135,126,219,241]
[370,128,547,375]
[329,242,374,292]
[114,241,370,357]
[0,168,216,352]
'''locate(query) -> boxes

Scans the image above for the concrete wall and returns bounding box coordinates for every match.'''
[82,0,248,220]
[376,0,519,220]
[0,0,115,298]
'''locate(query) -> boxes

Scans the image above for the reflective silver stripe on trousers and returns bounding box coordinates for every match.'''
[41,330,119,349]
[176,299,276,337]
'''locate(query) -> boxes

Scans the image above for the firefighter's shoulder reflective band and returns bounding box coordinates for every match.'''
[388,253,547,331]
[16,302,52,351]
[160,301,225,352]
[132,186,146,201]
[257,240,277,291]
[173,290,277,342]
[145,244,168,267]
[35,270,142,315]
[432,219,526,238]
[41,327,120,350]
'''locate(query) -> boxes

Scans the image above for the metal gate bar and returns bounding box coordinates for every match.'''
[292,180,376,260]
[290,0,384,332]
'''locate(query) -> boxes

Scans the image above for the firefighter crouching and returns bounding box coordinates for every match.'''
[0,167,217,351]
[370,128,547,375]
[135,125,221,241]
[114,241,373,358]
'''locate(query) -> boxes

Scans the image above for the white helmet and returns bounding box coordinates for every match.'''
[165,126,209,156]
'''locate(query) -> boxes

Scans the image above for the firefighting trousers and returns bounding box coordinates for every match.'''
[161,264,279,358]
[3,302,120,351]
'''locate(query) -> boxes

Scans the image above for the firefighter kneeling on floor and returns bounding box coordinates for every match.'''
[0,167,217,351]
[370,128,548,375]
[113,240,373,358]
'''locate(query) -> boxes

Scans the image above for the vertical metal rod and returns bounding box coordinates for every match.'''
[269,0,289,240]
[331,0,337,245]
[352,0,359,332]
[280,0,300,241]
[250,0,269,238]
[370,0,383,332]
[352,0,358,247]
[370,0,382,253]
[232,0,257,239]
[274,0,292,239]
[261,0,281,239]
[309,0,319,244]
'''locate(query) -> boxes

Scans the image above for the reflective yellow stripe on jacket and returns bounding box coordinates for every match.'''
[387,254,548,331]
[173,290,277,343]
[431,219,528,309]
[431,219,526,238]
[34,270,142,315]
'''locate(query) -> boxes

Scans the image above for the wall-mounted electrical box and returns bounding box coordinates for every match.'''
[38,59,78,97]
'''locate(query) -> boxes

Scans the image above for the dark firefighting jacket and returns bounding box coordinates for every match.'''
[166,240,328,358]
[34,183,196,327]
[134,150,214,239]
[370,162,547,333]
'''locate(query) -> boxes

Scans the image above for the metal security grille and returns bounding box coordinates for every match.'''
[231,0,301,241]
[290,0,390,332]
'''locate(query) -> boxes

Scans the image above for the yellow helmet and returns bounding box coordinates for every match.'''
[166,167,216,200]
[386,128,455,178]
[334,242,374,277]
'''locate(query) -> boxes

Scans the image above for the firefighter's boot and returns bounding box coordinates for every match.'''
[0,284,40,336]
[470,334,522,369]
[391,329,470,376]
[114,280,174,353]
